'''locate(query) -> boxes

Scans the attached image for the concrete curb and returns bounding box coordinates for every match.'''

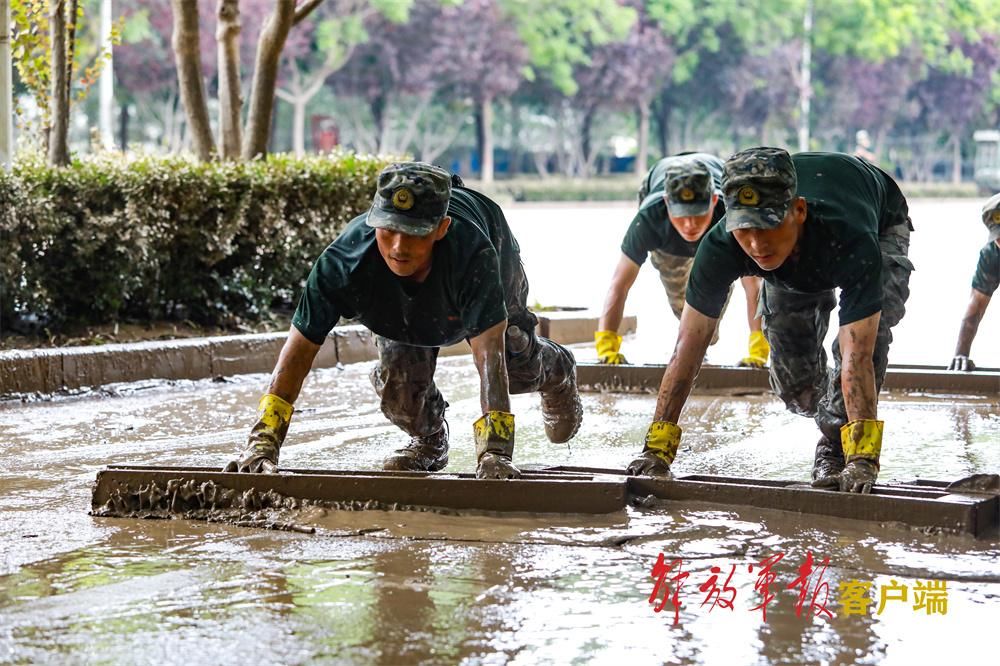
[0,311,636,397]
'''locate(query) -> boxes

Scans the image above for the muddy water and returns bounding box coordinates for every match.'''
[2,355,999,664]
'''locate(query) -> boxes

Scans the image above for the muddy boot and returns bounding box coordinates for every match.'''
[811,435,845,482]
[475,411,521,479]
[540,373,583,444]
[383,421,449,472]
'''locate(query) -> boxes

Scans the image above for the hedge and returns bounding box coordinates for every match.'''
[1,151,394,332]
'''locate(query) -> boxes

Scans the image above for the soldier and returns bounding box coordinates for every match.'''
[627,147,913,494]
[225,162,582,479]
[948,193,1000,371]
[595,153,769,367]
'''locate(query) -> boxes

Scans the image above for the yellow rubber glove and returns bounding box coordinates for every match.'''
[626,421,682,477]
[595,330,628,365]
[738,330,770,367]
[841,419,883,465]
[645,421,682,466]
[224,393,294,473]
[474,411,520,479]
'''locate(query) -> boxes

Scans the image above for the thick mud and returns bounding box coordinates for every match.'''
[1,356,998,664]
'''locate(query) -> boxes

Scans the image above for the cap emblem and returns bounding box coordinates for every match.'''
[392,188,414,211]
[738,186,760,206]
[679,187,695,202]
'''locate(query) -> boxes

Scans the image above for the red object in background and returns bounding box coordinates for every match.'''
[311,115,339,152]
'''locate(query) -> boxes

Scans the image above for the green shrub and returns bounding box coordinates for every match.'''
[0,151,393,332]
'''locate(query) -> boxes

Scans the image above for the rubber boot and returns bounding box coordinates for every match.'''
[811,434,845,482]
[540,373,583,444]
[383,421,449,472]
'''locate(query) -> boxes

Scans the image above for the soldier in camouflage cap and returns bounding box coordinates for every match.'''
[628,147,914,496]
[596,153,769,369]
[225,161,582,481]
[721,146,797,232]
[947,192,1000,372]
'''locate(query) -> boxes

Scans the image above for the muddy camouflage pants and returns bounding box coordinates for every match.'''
[761,223,913,443]
[369,310,577,437]
[648,250,732,345]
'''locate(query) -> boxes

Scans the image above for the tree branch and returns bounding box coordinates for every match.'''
[293,0,325,26]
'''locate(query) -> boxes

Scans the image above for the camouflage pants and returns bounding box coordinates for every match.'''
[648,250,733,345]
[369,310,577,437]
[761,223,913,442]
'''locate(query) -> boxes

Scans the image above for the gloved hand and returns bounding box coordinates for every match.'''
[738,330,770,367]
[811,419,882,494]
[223,393,293,474]
[626,421,681,478]
[595,330,628,365]
[474,411,520,479]
[948,355,976,372]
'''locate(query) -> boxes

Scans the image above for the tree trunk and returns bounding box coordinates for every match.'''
[98,0,114,150]
[952,134,962,184]
[508,102,521,176]
[48,0,70,166]
[635,100,650,176]
[480,97,494,183]
[1,0,13,169]
[580,109,593,177]
[216,0,242,159]
[797,0,813,152]
[170,0,215,160]
[118,99,128,150]
[242,0,296,160]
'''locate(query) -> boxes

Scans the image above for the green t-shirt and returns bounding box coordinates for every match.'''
[621,153,725,264]
[972,241,1000,297]
[292,187,520,347]
[685,152,909,326]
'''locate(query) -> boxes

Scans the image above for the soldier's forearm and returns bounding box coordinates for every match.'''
[954,291,990,356]
[841,354,878,421]
[653,306,715,423]
[954,316,981,357]
[740,276,762,332]
[470,322,511,414]
[267,327,322,404]
[839,316,880,422]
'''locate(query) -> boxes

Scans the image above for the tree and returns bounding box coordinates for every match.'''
[911,34,1000,182]
[433,0,526,182]
[11,0,119,164]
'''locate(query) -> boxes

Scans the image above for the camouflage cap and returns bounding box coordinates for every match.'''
[722,147,797,232]
[367,162,452,236]
[982,192,1000,242]
[664,159,714,217]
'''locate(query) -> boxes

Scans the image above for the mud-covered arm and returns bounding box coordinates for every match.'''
[267,326,323,403]
[598,253,641,332]
[652,304,717,423]
[953,289,991,357]
[838,312,881,422]
[469,320,511,415]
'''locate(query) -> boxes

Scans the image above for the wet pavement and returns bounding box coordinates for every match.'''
[2,356,999,664]
[2,199,1000,664]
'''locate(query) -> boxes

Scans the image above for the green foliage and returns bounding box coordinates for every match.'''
[500,0,637,95]
[0,152,394,331]
[10,0,123,141]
